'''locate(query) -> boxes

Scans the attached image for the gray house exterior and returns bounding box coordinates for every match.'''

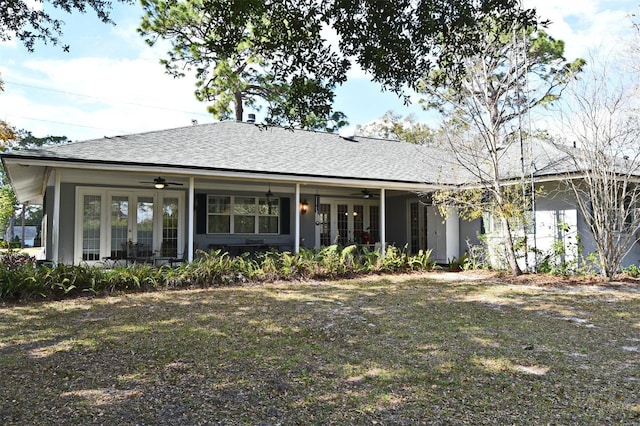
[2,122,477,265]
[2,120,637,269]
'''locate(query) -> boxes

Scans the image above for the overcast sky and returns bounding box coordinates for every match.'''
[0,1,637,141]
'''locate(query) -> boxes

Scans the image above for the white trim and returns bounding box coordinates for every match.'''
[188,177,194,262]
[3,159,435,192]
[52,170,61,263]
[294,183,300,253]
[380,188,386,257]
[74,187,185,264]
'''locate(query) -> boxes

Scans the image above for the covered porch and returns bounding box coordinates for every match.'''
[14,168,467,266]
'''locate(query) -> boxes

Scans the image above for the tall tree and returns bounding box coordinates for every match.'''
[139,0,538,128]
[139,0,350,129]
[1,0,133,51]
[356,111,434,144]
[420,19,584,276]
[554,59,640,281]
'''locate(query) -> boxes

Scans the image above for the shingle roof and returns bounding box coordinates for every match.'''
[5,121,474,185]
[4,121,587,192]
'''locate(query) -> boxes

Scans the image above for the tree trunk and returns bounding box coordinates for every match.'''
[503,218,523,276]
[234,91,243,122]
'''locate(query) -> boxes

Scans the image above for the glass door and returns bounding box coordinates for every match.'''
[318,203,331,246]
[110,196,129,260]
[135,196,154,258]
[315,199,379,247]
[161,197,180,257]
[76,188,184,264]
[81,194,102,261]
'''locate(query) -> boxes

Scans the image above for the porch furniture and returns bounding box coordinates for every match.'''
[125,242,154,265]
[208,239,279,257]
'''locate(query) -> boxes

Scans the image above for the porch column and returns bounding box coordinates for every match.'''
[380,188,386,258]
[294,183,301,253]
[188,177,195,262]
[52,170,61,264]
[445,207,460,262]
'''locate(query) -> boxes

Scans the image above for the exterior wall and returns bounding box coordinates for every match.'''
[59,183,76,264]
[460,218,482,255]
[299,193,315,250]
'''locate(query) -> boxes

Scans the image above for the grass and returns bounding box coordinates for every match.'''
[0,273,639,425]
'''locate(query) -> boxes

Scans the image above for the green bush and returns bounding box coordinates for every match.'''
[622,264,640,278]
[0,246,437,302]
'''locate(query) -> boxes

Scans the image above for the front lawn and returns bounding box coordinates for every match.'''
[1,273,639,424]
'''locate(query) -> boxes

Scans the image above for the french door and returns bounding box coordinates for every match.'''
[75,188,184,264]
[315,200,379,246]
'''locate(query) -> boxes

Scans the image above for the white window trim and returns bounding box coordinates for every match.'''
[206,195,280,235]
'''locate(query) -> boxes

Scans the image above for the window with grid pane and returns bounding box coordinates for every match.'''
[207,196,279,234]
[207,196,231,233]
[82,195,101,261]
[162,197,179,256]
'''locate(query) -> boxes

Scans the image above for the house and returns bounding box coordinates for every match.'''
[11,226,38,247]
[2,120,637,269]
[1,121,480,265]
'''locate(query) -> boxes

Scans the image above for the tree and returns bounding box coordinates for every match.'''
[138,0,538,128]
[419,18,584,276]
[1,0,133,51]
[139,0,350,129]
[13,130,70,149]
[355,111,434,144]
[554,59,640,281]
[0,129,69,244]
[0,78,15,150]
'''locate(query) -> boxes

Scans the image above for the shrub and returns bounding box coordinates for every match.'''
[0,246,437,302]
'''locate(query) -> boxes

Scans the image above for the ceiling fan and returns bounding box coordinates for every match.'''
[139,176,184,189]
[351,189,378,199]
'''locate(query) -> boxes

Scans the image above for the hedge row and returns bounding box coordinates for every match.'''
[0,246,435,302]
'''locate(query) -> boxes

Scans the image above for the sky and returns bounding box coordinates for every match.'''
[0,1,637,142]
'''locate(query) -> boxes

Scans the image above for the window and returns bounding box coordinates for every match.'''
[207,195,279,234]
[82,195,102,261]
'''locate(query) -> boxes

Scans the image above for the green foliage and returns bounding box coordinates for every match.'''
[139,0,349,129]
[0,79,16,148]
[622,264,640,278]
[138,0,537,127]
[356,110,434,144]
[535,232,596,277]
[0,246,436,302]
[0,184,17,236]
[0,0,134,52]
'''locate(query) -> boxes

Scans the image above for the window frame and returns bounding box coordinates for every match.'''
[206,195,280,235]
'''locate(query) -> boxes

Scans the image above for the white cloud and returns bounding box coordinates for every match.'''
[0,51,213,140]
[524,0,635,59]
